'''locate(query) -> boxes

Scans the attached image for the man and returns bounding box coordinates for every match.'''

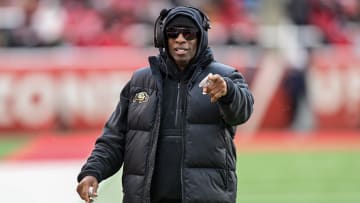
[76,6,254,203]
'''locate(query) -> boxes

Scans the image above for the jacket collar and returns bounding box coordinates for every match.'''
[157,47,214,82]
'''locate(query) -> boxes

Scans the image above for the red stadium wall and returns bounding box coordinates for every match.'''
[0,46,359,132]
[307,47,360,129]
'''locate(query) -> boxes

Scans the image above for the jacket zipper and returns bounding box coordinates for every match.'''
[180,82,186,202]
[175,81,186,202]
[175,82,181,127]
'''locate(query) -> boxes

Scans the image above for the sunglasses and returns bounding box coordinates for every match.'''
[166,27,198,40]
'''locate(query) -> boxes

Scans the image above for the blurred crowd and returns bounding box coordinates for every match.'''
[286,0,360,46]
[0,0,261,47]
[1,0,360,48]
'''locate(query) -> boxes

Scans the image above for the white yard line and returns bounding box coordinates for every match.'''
[0,160,84,203]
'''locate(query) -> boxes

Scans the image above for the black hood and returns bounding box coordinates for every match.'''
[161,6,210,62]
[155,6,213,81]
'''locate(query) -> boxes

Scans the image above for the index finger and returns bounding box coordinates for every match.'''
[207,73,222,83]
[77,184,90,202]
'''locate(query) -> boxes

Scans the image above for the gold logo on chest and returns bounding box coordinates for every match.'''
[133,91,149,103]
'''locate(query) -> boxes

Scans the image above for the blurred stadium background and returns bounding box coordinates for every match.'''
[0,0,359,202]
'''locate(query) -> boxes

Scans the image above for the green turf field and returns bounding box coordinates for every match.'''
[1,134,358,203]
[0,136,29,159]
[92,150,360,203]
[236,151,360,203]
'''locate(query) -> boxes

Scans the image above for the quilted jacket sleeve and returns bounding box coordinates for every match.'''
[77,82,130,183]
[218,70,254,126]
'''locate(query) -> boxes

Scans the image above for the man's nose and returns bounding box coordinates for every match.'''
[175,33,186,42]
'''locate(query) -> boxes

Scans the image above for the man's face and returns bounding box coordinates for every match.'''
[166,27,198,70]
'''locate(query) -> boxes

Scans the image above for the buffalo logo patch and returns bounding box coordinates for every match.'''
[133,91,149,103]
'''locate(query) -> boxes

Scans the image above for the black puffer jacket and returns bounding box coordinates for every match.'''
[78,6,254,203]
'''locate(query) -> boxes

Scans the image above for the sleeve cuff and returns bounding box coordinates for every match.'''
[77,170,101,183]
[218,77,235,104]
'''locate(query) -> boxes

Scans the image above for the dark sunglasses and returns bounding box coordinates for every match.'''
[166,27,198,40]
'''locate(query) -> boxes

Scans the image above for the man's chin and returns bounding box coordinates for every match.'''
[174,57,190,64]
[176,60,190,67]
